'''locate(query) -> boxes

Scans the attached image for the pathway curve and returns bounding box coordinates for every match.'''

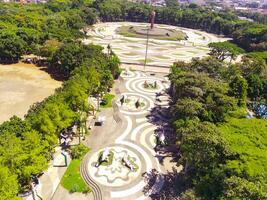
[83,22,230,66]
[81,70,172,200]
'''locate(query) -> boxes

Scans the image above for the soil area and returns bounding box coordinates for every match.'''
[0,62,61,124]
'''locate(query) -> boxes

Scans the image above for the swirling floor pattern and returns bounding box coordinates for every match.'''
[83,22,230,66]
[82,71,170,200]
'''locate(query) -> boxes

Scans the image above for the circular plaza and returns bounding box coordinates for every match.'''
[84,22,230,66]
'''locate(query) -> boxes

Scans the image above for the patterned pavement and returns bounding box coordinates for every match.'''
[83,22,230,66]
[82,71,173,200]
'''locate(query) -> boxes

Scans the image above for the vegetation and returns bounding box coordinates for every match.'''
[61,144,90,193]
[61,159,90,193]
[0,1,120,197]
[71,144,90,160]
[100,93,115,108]
[169,56,267,199]
[116,25,187,41]
[208,41,244,62]
[98,150,114,166]
[0,0,266,199]
[93,0,267,52]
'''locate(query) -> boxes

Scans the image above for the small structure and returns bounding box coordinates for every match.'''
[150,11,156,30]
[120,95,125,105]
[95,116,106,126]
[154,81,157,88]
[96,148,110,167]
[135,99,140,109]
[124,69,129,76]
[159,133,166,146]
[144,81,149,88]
[122,154,134,171]
[60,132,68,147]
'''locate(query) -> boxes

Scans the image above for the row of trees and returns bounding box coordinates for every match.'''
[168,56,267,199]
[0,0,97,62]
[0,0,266,63]
[92,0,267,52]
[0,41,120,199]
[0,1,120,198]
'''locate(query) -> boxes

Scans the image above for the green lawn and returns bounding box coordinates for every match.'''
[117,26,187,41]
[98,150,114,166]
[61,159,91,193]
[100,93,115,108]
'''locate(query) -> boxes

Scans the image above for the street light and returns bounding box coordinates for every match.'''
[144,10,156,72]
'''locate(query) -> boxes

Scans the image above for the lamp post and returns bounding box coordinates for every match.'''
[144,10,156,72]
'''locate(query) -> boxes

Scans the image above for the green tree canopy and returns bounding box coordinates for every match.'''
[209,41,244,62]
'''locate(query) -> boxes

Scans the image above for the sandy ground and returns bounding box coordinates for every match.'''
[0,63,61,124]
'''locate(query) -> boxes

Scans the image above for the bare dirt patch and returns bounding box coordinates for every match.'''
[0,63,61,124]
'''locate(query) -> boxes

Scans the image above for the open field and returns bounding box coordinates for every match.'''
[0,63,61,123]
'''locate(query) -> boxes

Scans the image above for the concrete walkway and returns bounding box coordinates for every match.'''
[23,147,71,200]
[81,70,179,200]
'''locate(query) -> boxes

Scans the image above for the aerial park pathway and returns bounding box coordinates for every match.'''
[81,70,172,200]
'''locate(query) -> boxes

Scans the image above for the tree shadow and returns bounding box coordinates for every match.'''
[146,100,180,165]
[38,64,68,81]
[142,168,189,200]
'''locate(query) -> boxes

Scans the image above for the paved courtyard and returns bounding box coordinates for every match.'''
[82,70,180,200]
[84,22,230,66]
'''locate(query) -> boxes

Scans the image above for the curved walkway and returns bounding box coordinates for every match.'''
[81,71,171,200]
[83,22,230,66]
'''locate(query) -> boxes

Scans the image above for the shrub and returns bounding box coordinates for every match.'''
[71,144,89,159]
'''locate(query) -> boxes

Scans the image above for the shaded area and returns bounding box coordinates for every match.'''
[142,169,188,200]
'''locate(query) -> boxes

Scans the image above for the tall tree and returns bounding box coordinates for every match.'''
[229,75,248,106]
[0,30,26,62]
[209,41,244,62]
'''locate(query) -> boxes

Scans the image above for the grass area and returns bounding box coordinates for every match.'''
[156,55,170,59]
[117,26,187,41]
[121,155,139,172]
[61,159,91,193]
[138,58,154,63]
[100,93,115,108]
[218,117,267,179]
[123,52,139,56]
[98,151,114,166]
[61,144,90,193]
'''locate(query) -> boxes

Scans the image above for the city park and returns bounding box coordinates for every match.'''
[1,1,266,200]
[24,11,230,200]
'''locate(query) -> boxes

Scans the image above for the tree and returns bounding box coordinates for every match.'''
[171,98,206,120]
[51,42,83,75]
[180,122,230,173]
[0,116,30,138]
[16,27,43,53]
[177,121,231,198]
[0,165,20,200]
[0,30,26,62]
[229,75,248,106]
[51,42,105,77]
[209,41,244,62]
[247,73,264,100]
[39,39,62,61]
[165,0,179,8]
[81,7,98,25]
[222,176,267,199]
